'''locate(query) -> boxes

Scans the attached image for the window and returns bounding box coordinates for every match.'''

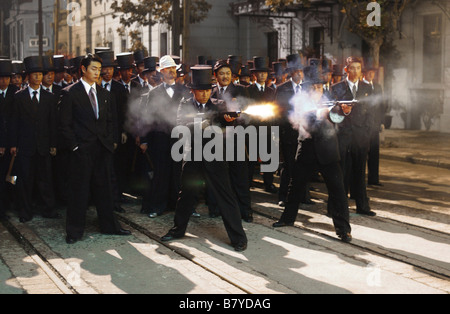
[160,32,167,56]
[423,14,442,83]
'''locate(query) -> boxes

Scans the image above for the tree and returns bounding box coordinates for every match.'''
[110,0,212,55]
[265,0,411,68]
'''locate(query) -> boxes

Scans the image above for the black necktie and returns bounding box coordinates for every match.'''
[32,91,39,107]
[220,87,225,95]
[295,85,301,94]
[352,85,357,99]
[104,83,110,90]
[260,86,264,92]
[0,92,4,99]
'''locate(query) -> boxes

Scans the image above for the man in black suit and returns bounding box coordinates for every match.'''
[211,59,252,222]
[161,66,248,252]
[331,56,376,216]
[10,56,59,222]
[272,66,352,243]
[41,56,63,98]
[139,55,189,218]
[59,54,131,244]
[274,54,304,207]
[246,56,277,193]
[0,59,18,220]
[363,67,386,186]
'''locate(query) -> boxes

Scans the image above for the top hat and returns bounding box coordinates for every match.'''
[96,51,116,68]
[69,56,84,73]
[322,59,333,73]
[197,56,210,65]
[332,64,344,77]
[177,64,189,77]
[24,56,44,73]
[11,61,25,76]
[53,55,66,72]
[272,62,284,77]
[250,56,270,72]
[0,59,12,77]
[239,65,251,78]
[133,50,146,65]
[286,54,303,71]
[143,57,159,73]
[301,66,326,86]
[42,55,56,72]
[228,60,242,76]
[227,55,242,65]
[116,53,135,70]
[94,47,111,54]
[158,55,182,71]
[187,66,213,90]
[171,55,181,65]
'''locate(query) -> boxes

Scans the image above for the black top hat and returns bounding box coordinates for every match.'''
[96,51,116,68]
[228,60,242,76]
[24,56,44,73]
[95,47,111,54]
[286,54,303,71]
[171,55,181,65]
[239,65,251,78]
[302,66,326,86]
[0,59,12,77]
[332,64,344,77]
[227,55,242,65]
[251,56,270,72]
[42,55,56,72]
[69,56,83,73]
[11,61,25,76]
[116,53,135,69]
[187,66,213,90]
[133,50,146,65]
[197,56,209,65]
[143,57,158,73]
[322,59,333,73]
[53,55,66,72]
[272,62,284,77]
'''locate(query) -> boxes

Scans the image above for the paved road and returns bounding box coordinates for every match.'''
[0,158,449,295]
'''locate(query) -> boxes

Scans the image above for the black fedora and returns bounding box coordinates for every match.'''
[0,59,12,77]
[286,54,303,71]
[24,56,44,73]
[116,52,135,70]
[250,56,270,72]
[142,57,158,73]
[187,66,213,90]
[96,50,116,68]
[53,55,66,72]
[11,61,25,76]
[42,55,56,72]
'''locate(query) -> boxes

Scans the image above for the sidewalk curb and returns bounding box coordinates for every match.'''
[380,154,450,170]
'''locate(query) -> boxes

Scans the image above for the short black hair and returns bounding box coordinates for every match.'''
[80,53,103,73]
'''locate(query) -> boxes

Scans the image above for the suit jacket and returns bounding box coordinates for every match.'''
[246,84,275,103]
[10,88,57,156]
[0,85,19,148]
[104,79,127,143]
[296,110,340,166]
[58,81,114,153]
[274,80,300,145]
[211,83,248,102]
[330,79,374,148]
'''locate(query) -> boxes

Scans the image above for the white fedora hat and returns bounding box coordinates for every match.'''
[157,55,182,72]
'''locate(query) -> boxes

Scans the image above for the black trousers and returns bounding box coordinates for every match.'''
[142,132,180,214]
[16,152,55,219]
[169,160,247,245]
[367,130,380,184]
[66,142,121,238]
[279,140,298,202]
[0,153,12,217]
[280,157,351,236]
[229,160,252,217]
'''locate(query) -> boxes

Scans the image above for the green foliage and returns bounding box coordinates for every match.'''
[111,0,212,27]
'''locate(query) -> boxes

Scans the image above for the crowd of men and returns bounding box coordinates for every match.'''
[0,49,386,251]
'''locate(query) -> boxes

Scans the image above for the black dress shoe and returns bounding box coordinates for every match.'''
[338,232,352,243]
[66,236,79,244]
[301,199,316,205]
[242,213,253,223]
[356,210,376,217]
[233,242,247,252]
[278,201,286,207]
[19,216,32,223]
[114,228,132,236]
[265,185,278,194]
[272,221,294,228]
[161,232,183,242]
